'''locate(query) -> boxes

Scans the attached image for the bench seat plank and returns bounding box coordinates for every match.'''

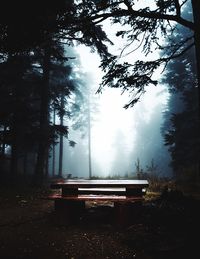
[47,194,144,202]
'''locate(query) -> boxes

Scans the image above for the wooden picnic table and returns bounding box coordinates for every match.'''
[51,179,149,197]
[49,179,149,225]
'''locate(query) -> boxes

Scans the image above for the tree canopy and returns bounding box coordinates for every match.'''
[74,0,199,107]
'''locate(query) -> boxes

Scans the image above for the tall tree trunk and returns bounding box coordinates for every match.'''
[35,46,50,185]
[88,91,92,179]
[58,93,64,178]
[88,113,92,179]
[10,81,20,177]
[192,0,200,101]
[45,150,49,177]
[192,0,200,178]
[52,107,56,177]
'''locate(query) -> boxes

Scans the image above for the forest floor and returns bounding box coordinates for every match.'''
[0,183,199,259]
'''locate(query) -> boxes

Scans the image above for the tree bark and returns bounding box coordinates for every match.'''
[45,150,49,177]
[58,93,64,178]
[52,107,56,177]
[10,80,20,177]
[191,0,200,178]
[192,0,200,102]
[88,91,92,179]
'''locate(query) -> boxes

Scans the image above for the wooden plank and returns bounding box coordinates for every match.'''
[47,194,144,202]
[51,179,149,189]
[78,187,125,191]
[78,187,126,196]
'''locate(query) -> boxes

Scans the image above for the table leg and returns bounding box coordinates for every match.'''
[114,201,143,227]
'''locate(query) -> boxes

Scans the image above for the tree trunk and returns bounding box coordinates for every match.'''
[192,0,200,101]
[58,93,64,178]
[88,91,92,179]
[45,150,49,177]
[10,81,20,177]
[192,0,200,178]
[35,46,50,185]
[52,107,56,177]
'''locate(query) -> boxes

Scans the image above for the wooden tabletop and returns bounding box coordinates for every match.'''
[51,179,149,189]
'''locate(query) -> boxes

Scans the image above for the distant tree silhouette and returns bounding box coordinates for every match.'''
[50,54,78,178]
[71,71,99,179]
[135,158,145,179]
[161,9,199,179]
[0,52,43,176]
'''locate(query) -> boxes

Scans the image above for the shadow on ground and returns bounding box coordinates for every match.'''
[0,186,199,259]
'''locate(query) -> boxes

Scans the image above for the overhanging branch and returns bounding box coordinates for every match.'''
[90,7,194,31]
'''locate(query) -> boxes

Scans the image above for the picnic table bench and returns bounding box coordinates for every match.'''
[48,179,149,225]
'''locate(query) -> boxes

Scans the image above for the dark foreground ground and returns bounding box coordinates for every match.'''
[0,185,199,259]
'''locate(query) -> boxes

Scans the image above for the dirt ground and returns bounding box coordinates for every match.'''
[0,185,199,259]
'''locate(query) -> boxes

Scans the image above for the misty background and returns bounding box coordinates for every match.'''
[49,43,171,179]
[49,1,196,180]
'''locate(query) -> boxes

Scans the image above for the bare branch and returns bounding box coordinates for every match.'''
[93,16,110,25]
[166,41,194,59]
[160,41,195,72]
[119,38,135,58]
[180,0,188,8]
[156,35,194,52]
[120,31,147,58]
[90,8,194,31]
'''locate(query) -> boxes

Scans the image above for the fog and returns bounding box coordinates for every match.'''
[50,45,171,179]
